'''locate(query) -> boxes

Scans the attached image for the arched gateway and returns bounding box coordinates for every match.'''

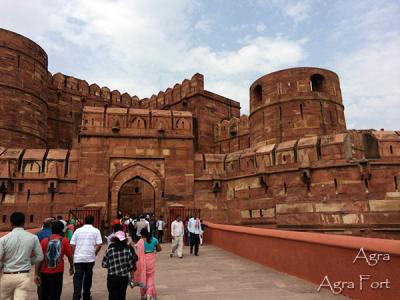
[109,163,164,221]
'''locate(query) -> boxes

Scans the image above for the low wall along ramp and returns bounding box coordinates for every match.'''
[204,222,400,300]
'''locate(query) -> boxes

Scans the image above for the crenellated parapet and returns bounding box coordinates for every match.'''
[0,148,78,181]
[48,72,141,108]
[140,73,204,109]
[195,130,400,179]
[80,107,193,138]
[214,115,250,153]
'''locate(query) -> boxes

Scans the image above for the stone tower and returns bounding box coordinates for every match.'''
[249,67,346,145]
[0,29,48,148]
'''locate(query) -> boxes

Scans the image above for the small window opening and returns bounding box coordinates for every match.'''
[283,182,288,195]
[279,106,282,121]
[30,214,34,223]
[27,189,31,201]
[390,145,393,154]
[304,172,311,191]
[394,176,398,191]
[18,183,24,193]
[134,187,140,194]
[310,74,325,92]
[334,178,338,194]
[300,103,304,119]
[283,155,286,162]
[254,85,262,102]
[364,179,369,193]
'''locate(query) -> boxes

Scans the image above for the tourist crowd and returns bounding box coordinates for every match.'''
[0,211,206,300]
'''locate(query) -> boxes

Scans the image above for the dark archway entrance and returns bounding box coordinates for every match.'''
[118,177,155,217]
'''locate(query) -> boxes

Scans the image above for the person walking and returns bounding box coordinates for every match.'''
[188,216,202,256]
[56,216,67,237]
[200,219,208,245]
[183,217,189,246]
[149,215,157,237]
[34,220,74,300]
[70,215,102,300]
[155,216,165,243]
[170,215,184,259]
[134,228,161,300]
[0,212,44,300]
[102,231,137,300]
[36,218,54,242]
[135,215,150,242]
[66,219,76,242]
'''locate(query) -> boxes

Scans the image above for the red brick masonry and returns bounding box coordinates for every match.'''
[0,28,399,238]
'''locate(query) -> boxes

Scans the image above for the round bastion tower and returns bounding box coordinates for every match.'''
[0,29,48,148]
[249,67,347,146]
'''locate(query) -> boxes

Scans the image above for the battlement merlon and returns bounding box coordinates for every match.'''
[194,131,400,178]
[80,107,193,138]
[140,73,241,111]
[0,148,79,180]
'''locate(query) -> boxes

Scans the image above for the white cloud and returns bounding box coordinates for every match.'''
[195,19,212,32]
[0,0,307,114]
[256,23,266,33]
[252,0,312,23]
[283,0,311,23]
[332,1,400,130]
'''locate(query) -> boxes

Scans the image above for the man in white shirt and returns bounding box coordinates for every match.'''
[187,215,203,256]
[135,215,150,242]
[156,215,166,243]
[170,215,184,259]
[70,215,102,300]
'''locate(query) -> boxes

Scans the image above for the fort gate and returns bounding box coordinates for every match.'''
[110,162,164,219]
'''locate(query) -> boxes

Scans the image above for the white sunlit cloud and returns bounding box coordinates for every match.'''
[332,0,400,130]
[0,0,398,129]
[0,0,307,113]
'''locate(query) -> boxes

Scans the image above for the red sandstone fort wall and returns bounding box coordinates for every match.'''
[0,29,399,238]
[195,131,400,237]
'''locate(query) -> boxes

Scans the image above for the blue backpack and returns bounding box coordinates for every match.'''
[45,238,62,268]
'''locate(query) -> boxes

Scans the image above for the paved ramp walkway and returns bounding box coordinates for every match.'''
[26,243,346,299]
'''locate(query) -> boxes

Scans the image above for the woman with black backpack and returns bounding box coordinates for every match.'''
[102,230,138,300]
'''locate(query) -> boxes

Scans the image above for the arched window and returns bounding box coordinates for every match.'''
[132,117,146,129]
[253,85,262,102]
[310,74,325,92]
[390,145,393,154]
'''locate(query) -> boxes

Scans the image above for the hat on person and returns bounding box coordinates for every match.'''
[114,231,126,241]
[112,219,120,226]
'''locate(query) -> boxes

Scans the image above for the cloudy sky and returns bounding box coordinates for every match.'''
[1,0,399,129]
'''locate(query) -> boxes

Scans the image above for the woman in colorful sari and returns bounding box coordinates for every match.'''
[134,228,162,300]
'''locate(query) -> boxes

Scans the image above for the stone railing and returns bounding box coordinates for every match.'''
[204,221,400,300]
